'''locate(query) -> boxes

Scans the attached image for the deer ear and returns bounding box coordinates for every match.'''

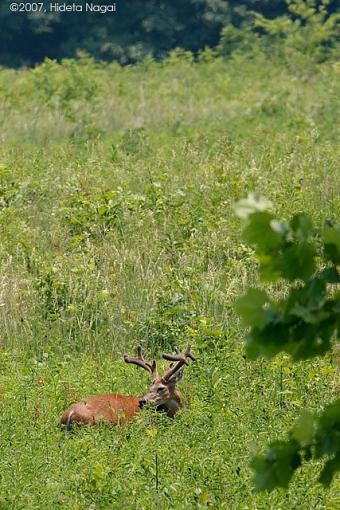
[167,369,183,388]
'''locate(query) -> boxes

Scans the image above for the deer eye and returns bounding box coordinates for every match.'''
[157,387,164,393]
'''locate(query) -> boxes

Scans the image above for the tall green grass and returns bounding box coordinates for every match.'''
[0,51,339,508]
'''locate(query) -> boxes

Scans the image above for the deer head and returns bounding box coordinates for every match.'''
[124,345,196,415]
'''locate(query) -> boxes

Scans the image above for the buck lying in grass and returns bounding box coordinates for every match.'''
[60,345,196,428]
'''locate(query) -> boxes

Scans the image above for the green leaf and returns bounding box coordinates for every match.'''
[245,321,288,360]
[279,242,316,282]
[258,256,282,282]
[319,454,340,487]
[258,242,316,283]
[233,193,273,219]
[291,412,315,446]
[315,399,340,458]
[289,304,319,324]
[323,225,340,264]
[286,279,328,326]
[289,214,313,240]
[287,278,326,310]
[288,321,333,360]
[243,212,284,253]
[251,440,301,491]
[236,288,270,329]
[319,266,340,283]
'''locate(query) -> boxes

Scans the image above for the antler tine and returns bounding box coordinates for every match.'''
[163,344,196,363]
[124,345,158,381]
[161,344,196,382]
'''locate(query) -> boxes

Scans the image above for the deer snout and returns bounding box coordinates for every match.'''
[139,399,147,409]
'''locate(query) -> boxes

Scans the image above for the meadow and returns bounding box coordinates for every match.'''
[0,49,339,508]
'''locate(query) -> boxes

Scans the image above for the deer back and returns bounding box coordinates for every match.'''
[60,393,141,427]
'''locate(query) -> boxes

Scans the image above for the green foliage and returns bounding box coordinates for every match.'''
[251,439,302,491]
[235,197,339,361]
[62,188,128,241]
[236,288,270,330]
[217,23,261,57]
[251,400,340,491]
[29,56,102,133]
[323,225,340,264]
[0,164,20,208]
[31,57,99,107]
[235,195,339,490]
[34,263,70,320]
[218,1,339,63]
[137,291,198,352]
[253,0,340,61]
[1,0,338,67]
[119,127,150,157]
[0,0,230,66]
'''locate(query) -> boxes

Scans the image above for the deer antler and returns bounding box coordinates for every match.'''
[124,346,158,381]
[161,344,196,382]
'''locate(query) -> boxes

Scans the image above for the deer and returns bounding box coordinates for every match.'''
[60,344,196,429]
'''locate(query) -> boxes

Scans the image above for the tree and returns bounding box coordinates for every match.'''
[234,194,339,490]
[0,0,230,66]
[1,0,337,67]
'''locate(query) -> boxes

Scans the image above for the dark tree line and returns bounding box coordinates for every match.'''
[0,0,337,67]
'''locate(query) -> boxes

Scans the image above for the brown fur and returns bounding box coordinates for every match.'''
[60,394,141,427]
[60,388,185,428]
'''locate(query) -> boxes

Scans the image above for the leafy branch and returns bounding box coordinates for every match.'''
[251,401,340,490]
[234,194,339,490]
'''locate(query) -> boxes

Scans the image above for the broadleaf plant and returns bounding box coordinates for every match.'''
[234,195,339,491]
